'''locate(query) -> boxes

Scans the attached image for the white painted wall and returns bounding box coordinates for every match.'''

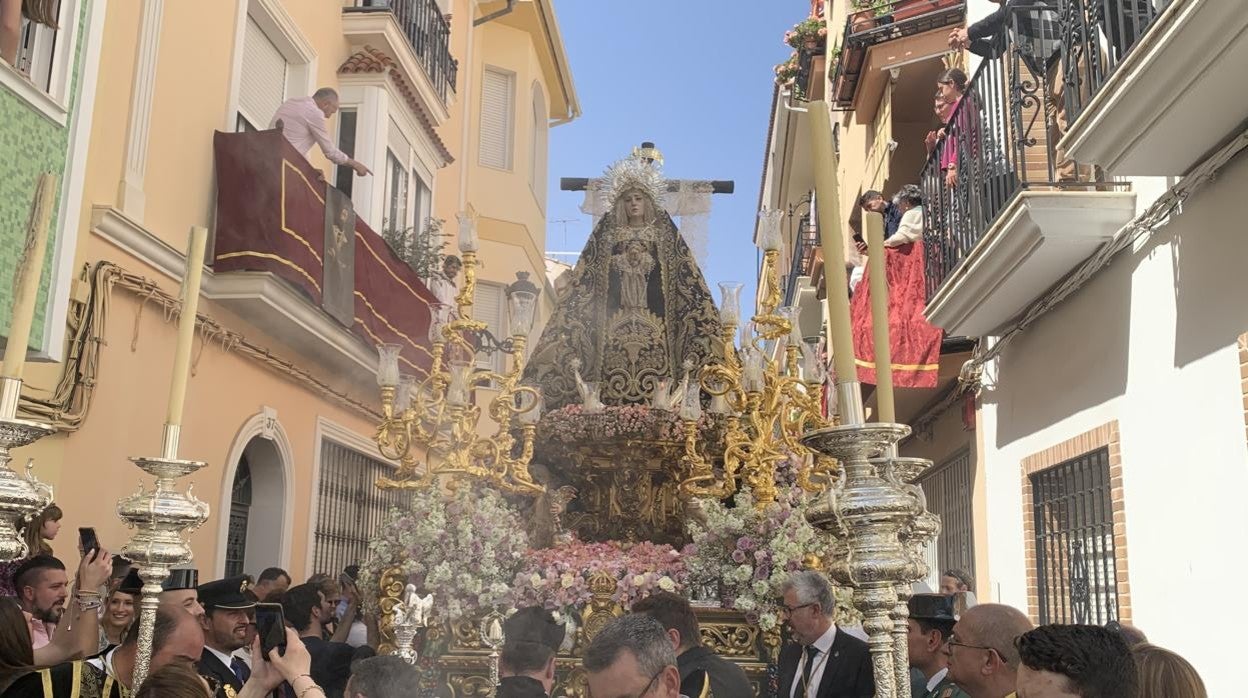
[977,149,1248,695]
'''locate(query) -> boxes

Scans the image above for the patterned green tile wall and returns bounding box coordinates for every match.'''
[0,0,90,354]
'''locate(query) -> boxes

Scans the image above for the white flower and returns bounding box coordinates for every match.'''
[658,576,676,592]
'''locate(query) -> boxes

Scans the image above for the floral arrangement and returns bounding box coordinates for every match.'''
[682,474,834,632]
[509,538,688,611]
[774,53,801,86]
[784,17,828,50]
[539,403,723,446]
[358,485,530,622]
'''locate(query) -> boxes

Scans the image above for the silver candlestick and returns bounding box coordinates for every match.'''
[874,455,939,697]
[118,423,210,686]
[480,609,506,693]
[0,376,53,561]
[801,422,919,698]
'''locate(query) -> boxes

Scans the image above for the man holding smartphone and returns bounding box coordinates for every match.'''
[196,576,258,698]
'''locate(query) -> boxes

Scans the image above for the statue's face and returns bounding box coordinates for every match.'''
[621,190,648,221]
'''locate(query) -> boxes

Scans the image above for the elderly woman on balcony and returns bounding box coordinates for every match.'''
[884,185,924,247]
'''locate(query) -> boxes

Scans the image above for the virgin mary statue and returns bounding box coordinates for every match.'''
[524,156,723,410]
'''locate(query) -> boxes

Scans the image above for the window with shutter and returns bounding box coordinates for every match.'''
[530,82,548,204]
[383,150,409,234]
[238,15,289,131]
[473,282,507,374]
[479,67,515,170]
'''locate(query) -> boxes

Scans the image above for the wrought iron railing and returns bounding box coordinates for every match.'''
[348,0,459,103]
[783,211,820,307]
[920,4,1126,300]
[1030,446,1119,625]
[1059,0,1167,125]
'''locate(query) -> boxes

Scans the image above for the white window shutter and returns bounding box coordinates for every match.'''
[473,283,507,372]
[479,68,514,169]
[240,16,288,129]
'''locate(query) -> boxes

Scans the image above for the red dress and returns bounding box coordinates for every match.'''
[850,240,944,388]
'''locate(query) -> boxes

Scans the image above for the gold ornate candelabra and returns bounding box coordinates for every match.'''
[679,208,836,507]
[0,377,54,561]
[374,213,543,495]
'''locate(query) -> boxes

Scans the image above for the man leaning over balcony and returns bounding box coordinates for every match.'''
[947,1,1084,183]
[272,88,372,177]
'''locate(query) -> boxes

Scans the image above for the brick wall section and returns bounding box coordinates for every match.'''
[1020,421,1131,625]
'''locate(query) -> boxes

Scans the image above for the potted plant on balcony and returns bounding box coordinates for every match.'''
[892,0,961,22]
[849,0,892,33]
[383,216,448,281]
[784,16,828,52]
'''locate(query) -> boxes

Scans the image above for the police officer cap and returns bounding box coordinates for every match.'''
[503,606,564,652]
[908,593,957,622]
[197,575,257,611]
[118,567,199,594]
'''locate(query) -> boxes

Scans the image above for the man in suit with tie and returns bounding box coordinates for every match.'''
[196,575,257,698]
[776,571,873,698]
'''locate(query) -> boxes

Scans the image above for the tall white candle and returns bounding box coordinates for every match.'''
[165,227,209,426]
[1,175,57,380]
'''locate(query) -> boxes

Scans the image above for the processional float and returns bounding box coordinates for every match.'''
[367,136,938,697]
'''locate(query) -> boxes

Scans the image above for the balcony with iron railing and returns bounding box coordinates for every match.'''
[919,4,1136,338]
[211,129,440,385]
[783,209,821,308]
[343,0,459,110]
[830,0,967,108]
[1057,0,1248,176]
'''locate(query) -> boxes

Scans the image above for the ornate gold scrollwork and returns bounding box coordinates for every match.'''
[376,566,407,656]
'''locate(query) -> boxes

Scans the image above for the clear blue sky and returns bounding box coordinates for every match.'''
[544,2,800,305]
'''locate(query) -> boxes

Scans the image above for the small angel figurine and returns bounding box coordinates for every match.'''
[570,358,605,413]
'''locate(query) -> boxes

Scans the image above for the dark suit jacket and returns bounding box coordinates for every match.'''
[197,648,244,698]
[776,629,874,698]
[678,646,754,698]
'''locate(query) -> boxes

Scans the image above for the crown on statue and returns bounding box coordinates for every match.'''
[600,151,668,211]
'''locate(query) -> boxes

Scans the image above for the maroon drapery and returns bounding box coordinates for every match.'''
[850,240,943,388]
[212,129,437,377]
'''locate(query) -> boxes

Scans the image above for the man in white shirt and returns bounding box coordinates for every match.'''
[271,87,372,177]
[777,571,874,698]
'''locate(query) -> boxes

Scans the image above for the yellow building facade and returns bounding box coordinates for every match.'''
[9,0,577,580]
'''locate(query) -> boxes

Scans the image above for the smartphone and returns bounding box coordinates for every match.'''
[254,603,287,659]
[78,527,99,559]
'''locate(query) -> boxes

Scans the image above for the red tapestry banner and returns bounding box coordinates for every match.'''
[850,240,943,388]
[212,130,437,377]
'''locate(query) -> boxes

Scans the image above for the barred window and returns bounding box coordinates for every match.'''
[311,441,409,576]
[1030,447,1119,625]
[919,448,975,578]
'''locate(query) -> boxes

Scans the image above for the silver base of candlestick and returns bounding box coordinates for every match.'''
[119,423,210,687]
[0,376,54,561]
[801,419,917,698]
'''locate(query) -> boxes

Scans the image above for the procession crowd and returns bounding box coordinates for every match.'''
[0,493,1211,698]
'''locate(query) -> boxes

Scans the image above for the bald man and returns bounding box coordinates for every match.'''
[944,604,1033,698]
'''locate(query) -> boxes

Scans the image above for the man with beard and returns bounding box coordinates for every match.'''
[14,551,113,661]
[776,571,874,698]
[196,576,257,698]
